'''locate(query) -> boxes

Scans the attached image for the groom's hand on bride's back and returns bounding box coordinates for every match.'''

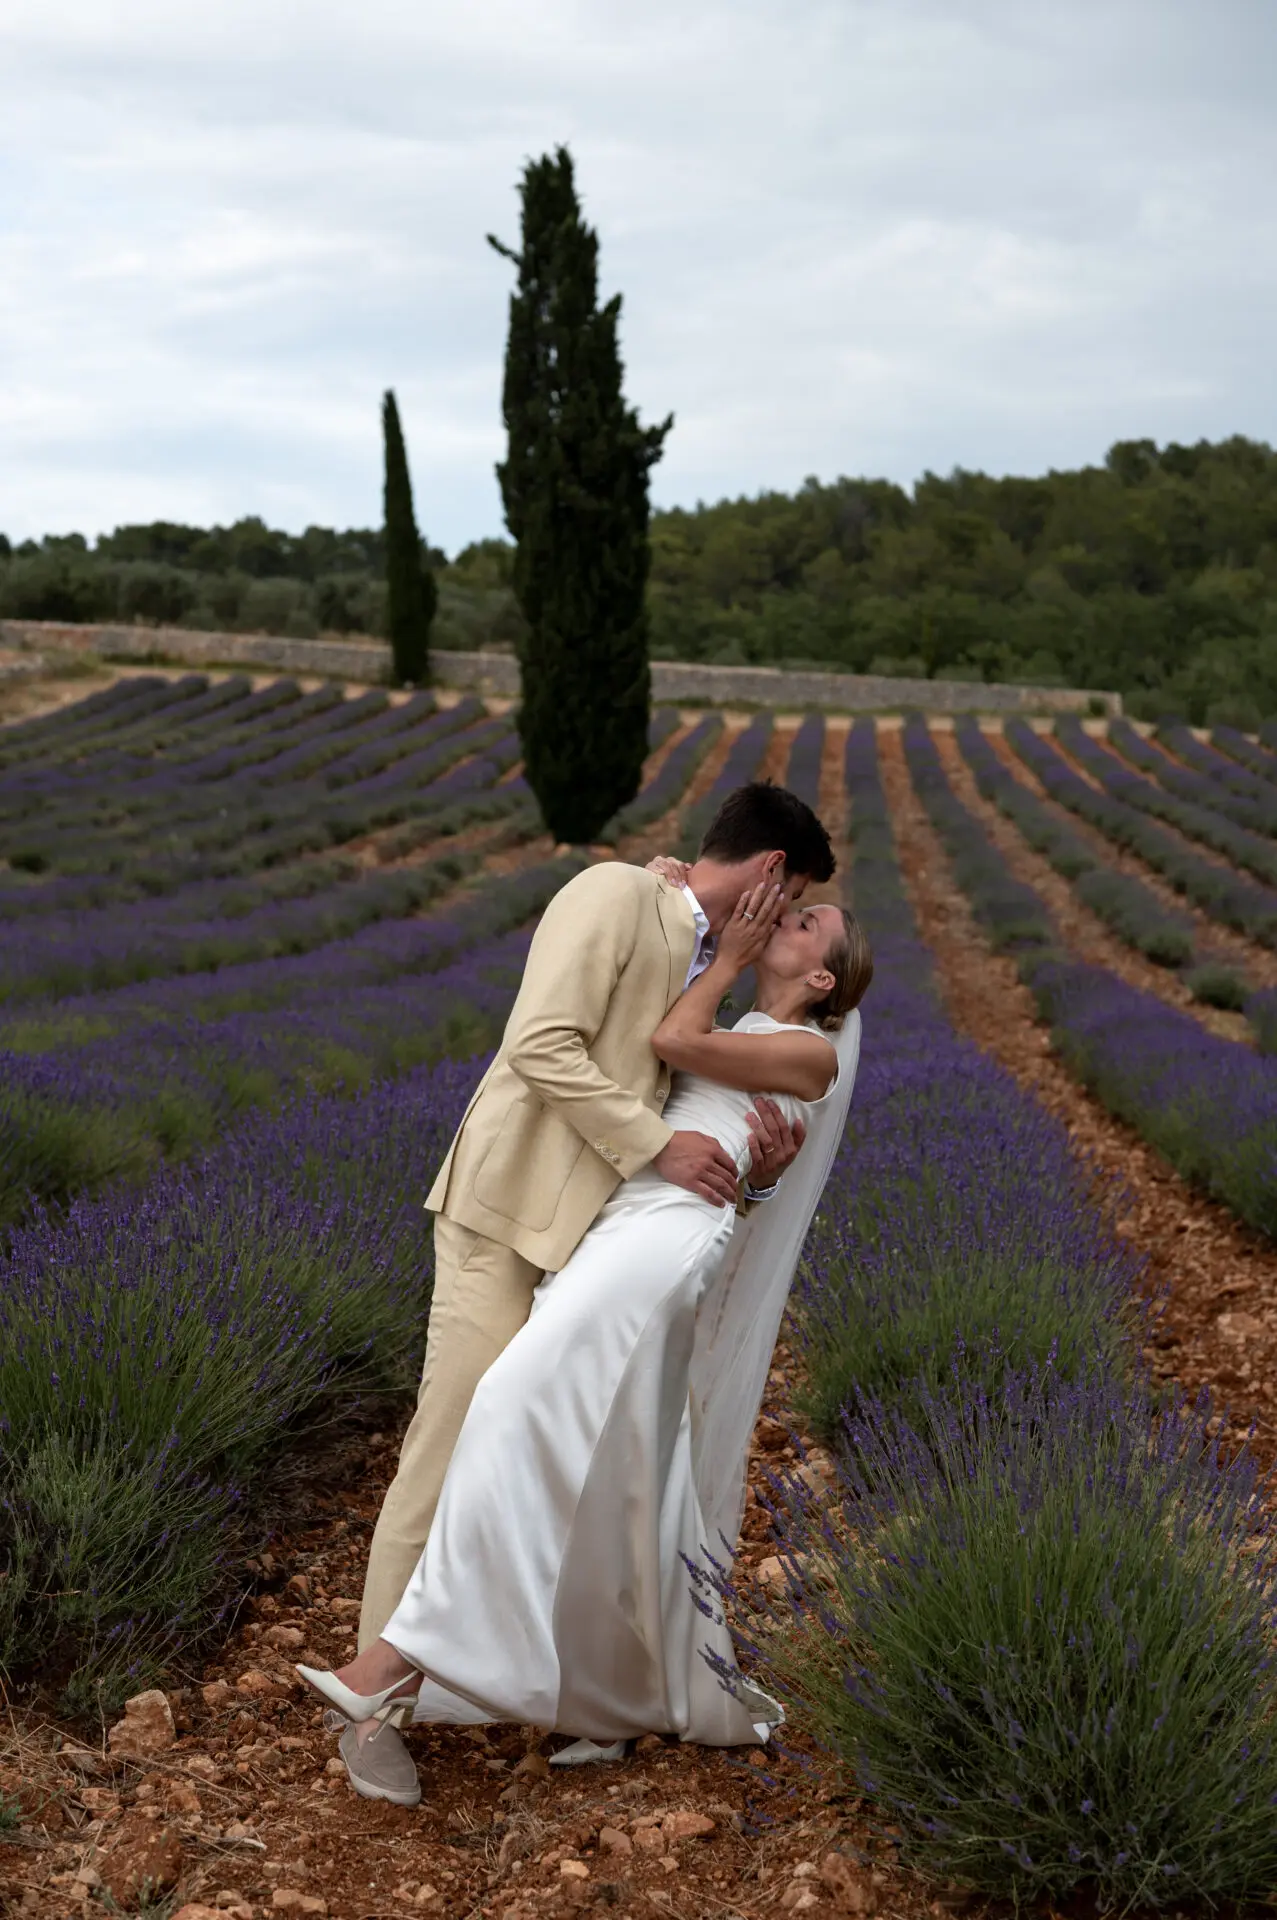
[652,1131,740,1207]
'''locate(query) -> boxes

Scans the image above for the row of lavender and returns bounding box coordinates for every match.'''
[904,718,1277,1239]
[1006,722,1277,1042]
[747,721,1277,1908]
[1086,716,1277,889]
[0,859,584,1230]
[1101,711,1277,849]
[1114,719,1277,859]
[953,720,1253,1010]
[0,690,704,1005]
[0,701,730,1230]
[0,678,531,903]
[678,709,775,855]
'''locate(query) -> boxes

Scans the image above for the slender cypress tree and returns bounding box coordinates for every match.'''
[382,389,437,686]
[488,147,671,843]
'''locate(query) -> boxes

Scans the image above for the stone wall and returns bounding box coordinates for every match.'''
[0,620,391,686]
[0,619,1123,716]
[0,647,45,682]
[430,650,1123,714]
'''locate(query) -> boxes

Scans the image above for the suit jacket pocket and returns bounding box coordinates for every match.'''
[471,1090,587,1232]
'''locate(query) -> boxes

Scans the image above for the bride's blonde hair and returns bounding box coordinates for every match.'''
[808,907,873,1031]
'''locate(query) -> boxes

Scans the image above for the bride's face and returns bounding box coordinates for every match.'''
[755,903,840,995]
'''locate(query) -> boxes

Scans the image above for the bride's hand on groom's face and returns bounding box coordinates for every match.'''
[747,1100,804,1186]
[716,882,784,971]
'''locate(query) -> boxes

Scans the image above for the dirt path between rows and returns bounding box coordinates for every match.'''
[877,725,1277,1467]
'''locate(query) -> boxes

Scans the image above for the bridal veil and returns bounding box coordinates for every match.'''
[688,1007,862,1558]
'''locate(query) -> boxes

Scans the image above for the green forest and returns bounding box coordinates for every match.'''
[4,433,1277,724]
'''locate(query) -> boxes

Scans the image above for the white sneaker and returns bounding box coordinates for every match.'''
[548,1737,631,1767]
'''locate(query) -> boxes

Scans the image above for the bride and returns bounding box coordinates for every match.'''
[299,876,870,1774]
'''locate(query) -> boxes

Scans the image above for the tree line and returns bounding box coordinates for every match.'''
[7,431,1276,731]
[647,439,1277,729]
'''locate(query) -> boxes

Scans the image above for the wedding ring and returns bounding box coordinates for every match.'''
[742,911,754,920]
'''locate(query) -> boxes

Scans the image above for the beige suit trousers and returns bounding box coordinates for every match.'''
[357,1215,542,1651]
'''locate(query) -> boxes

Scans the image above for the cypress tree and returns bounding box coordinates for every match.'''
[382,389,437,685]
[488,147,671,843]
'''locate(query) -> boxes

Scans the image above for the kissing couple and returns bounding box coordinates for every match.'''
[299,780,872,1805]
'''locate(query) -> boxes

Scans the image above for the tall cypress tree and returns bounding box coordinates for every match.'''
[382,389,437,686]
[488,147,671,843]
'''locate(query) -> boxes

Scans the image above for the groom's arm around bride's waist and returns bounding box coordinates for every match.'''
[428,862,746,1257]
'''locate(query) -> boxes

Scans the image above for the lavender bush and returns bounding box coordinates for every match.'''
[0,1056,480,1709]
[796,723,1139,1443]
[752,1363,1277,1908]
[783,713,825,809]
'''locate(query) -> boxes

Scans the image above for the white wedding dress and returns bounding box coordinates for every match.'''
[384,1009,861,1746]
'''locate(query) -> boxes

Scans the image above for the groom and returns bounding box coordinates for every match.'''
[346,780,835,1802]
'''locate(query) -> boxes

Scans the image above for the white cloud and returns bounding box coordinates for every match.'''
[0,0,1273,549]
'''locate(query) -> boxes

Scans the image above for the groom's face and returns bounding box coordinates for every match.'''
[757,849,809,905]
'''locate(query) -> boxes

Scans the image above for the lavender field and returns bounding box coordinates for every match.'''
[6,677,1277,1907]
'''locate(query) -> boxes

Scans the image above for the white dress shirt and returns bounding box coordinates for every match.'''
[682,884,715,988]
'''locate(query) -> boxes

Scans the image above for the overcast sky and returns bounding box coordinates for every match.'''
[1,0,1274,554]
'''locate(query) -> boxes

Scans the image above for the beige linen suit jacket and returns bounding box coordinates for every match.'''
[426,861,698,1272]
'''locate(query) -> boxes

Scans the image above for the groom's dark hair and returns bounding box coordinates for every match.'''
[700,780,835,882]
